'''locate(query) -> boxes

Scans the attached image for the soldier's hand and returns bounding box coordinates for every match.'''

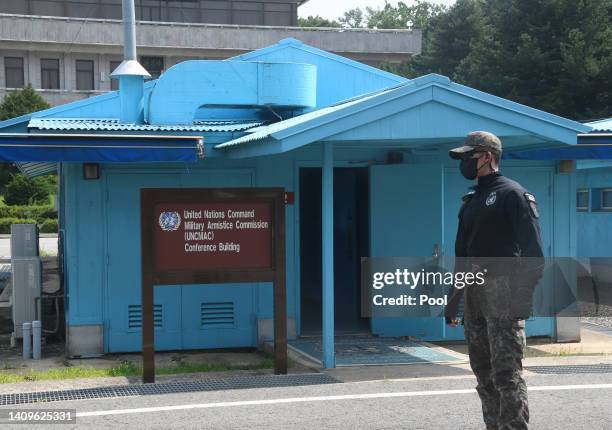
[445,317,459,327]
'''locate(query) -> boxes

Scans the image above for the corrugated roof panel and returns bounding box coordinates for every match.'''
[28,118,263,133]
[587,118,612,132]
[214,89,393,149]
[16,162,58,178]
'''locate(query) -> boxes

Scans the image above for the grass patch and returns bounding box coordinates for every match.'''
[0,356,275,384]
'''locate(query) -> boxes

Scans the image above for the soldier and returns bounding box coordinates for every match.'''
[445,131,545,430]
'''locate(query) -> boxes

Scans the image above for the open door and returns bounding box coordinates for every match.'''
[369,164,444,339]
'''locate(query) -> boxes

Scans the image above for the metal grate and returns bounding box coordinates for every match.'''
[0,374,340,406]
[201,301,234,328]
[128,304,162,330]
[526,364,612,374]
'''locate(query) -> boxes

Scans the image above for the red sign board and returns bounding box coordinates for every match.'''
[154,202,273,271]
[140,188,287,384]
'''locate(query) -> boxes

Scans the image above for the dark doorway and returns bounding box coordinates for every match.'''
[299,167,370,335]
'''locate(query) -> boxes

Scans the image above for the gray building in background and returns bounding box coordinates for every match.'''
[0,0,421,106]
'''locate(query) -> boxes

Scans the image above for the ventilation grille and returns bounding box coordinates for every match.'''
[128,304,162,329]
[0,374,341,406]
[201,301,234,328]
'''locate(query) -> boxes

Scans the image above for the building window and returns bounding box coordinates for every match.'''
[140,56,164,79]
[576,189,589,212]
[75,60,94,91]
[110,61,121,91]
[40,58,60,89]
[601,189,612,210]
[5,57,24,88]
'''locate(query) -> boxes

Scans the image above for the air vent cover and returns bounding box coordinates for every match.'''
[201,301,235,328]
[128,304,162,329]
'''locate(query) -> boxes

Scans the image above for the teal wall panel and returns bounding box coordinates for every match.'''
[102,166,258,352]
[369,163,445,340]
[62,146,569,350]
[576,169,612,257]
[64,163,105,326]
[329,101,529,142]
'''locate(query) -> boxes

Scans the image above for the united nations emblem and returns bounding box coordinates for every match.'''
[486,191,497,206]
[159,211,181,231]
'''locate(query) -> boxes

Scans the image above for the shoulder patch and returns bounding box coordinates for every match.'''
[524,192,539,218]
[462,190,476,203]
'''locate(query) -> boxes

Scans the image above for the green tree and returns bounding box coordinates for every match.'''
[366,0,447,29]
[453,0,612,120]
[299,15,341,27]
[409,0,487,78]
[0,84,51,121]
[339,8,365,28]
[0,163,19,194]
[4,174,53,206]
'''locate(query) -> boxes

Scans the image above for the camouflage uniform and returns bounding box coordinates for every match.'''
[446,131,544,430]
[464,278,529,430]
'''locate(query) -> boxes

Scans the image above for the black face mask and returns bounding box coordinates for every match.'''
[460,157,479,180]
[460,155,490,180]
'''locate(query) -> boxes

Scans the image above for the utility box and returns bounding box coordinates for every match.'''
[11,257,42,339]
[11,224,39,258]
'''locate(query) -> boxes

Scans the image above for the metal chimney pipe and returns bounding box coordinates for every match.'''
[110,0,150,124]
[122,0,137,61]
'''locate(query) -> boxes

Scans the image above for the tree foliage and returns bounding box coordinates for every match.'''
[298,15,341,28]
[329,0,612,120]
[339,8,366,28]
[4,174,53,206]
[0,85,55,204]
[0,84,50,121]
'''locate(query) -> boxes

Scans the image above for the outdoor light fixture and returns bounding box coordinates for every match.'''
[83,163,100,180]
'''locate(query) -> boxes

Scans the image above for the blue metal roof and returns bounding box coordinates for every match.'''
[215,85,400,148]
[586,118,612,132]
[215,74,591,157]
[28,118,263,133]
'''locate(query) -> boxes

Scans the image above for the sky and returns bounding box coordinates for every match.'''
[299,0,457,21]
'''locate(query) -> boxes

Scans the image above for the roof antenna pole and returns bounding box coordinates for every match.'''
[110,0,151,124]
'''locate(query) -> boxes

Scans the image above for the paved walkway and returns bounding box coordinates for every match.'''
[0,235,57,258]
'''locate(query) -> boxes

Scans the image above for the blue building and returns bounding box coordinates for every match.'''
[0,38,592,366]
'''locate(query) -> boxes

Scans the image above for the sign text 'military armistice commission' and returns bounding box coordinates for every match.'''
[154,202,273,271]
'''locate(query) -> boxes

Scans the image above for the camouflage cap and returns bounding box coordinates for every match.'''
[449,131,503,160]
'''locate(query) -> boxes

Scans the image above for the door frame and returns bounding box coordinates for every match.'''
[293,159,371,337]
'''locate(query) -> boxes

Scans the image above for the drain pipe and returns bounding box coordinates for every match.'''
[32,320,41,360]
[110,0,150,124]
[22,322,31,360]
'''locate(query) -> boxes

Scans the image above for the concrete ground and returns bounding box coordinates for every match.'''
[0,323,611,395]
[2,359,612,429]
[435,325,612,358]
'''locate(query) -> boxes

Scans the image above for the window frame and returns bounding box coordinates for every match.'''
[40,58,60,90]
[601,188,612,211]
[576,188,589,212]
[75,59,95,91]
[140,56,164,80]
[4,56,25,88]
[110,60,122,91]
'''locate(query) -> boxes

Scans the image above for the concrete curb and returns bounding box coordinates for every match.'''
[0,233,58,239]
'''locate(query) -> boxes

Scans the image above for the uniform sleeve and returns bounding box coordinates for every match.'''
[504,189,546,312]
[445,204,467,321]
[505,189,544,259]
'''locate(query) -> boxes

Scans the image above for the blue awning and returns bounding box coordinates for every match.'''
[0,133,203,162]
[505,144,612,160]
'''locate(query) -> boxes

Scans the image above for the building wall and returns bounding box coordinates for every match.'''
[0,13,421,106]
[0,0,300,26]
[576,168,612,257]
[61,145,571,355]
[0,49,199,105]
